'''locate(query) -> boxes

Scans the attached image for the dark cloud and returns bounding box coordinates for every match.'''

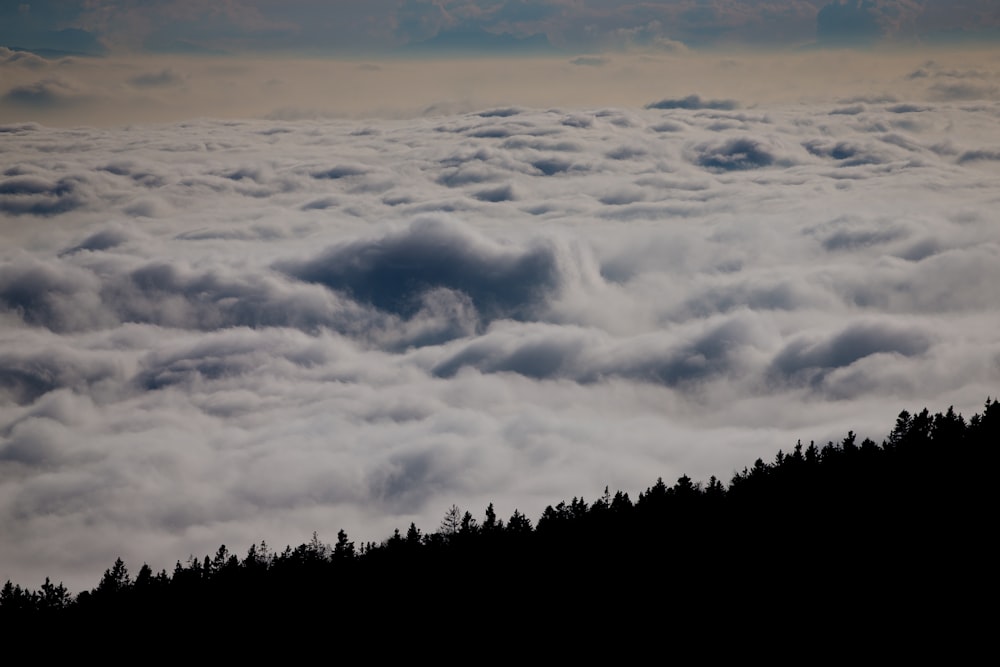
[2,78,91,109]
[0,251,393,337]
[606,145,648,160]
[431,316,759,388]
[570,56,609,67]
[438,164,504,187]
[0,123,41,134]
[103,261,381,334]
[473,184,517,202]
[128,68,186,88]
[478,108,523,118]
[616,318,759,387]
[691,137,778,171]
[878,133,923,153]
[0,175,91,215]
[301,196,340,210]
[927,82,999,101]
[0,349,121,406]
[910,66,989,81]
[561,114,593,129]
[677,281,829,319]
[501,138,582,152]
[431,325,587,380]
[310,165,368,180]
[956,149,1000,164]
[531,157,576,175]
[829,104,865,115]
[277,218,561,324]
[818,226,907,251]
[769,321,932,387]
[0,258,105,332]
[840,94,898,104]
[645,95,739,111]
[98,162,167,188]
[135,331,315,391]
[466,126,519,139]
[60,228,132,256]
[886,103,930,113]
[650,121,685,132]
[598,189,645,206]
[802,139,886,166]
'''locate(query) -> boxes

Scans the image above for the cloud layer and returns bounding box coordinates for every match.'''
[2,94,1000,590]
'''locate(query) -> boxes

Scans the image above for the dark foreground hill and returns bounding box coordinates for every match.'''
[2,399,995,646]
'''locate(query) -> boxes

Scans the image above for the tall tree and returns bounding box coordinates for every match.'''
[440,504,462,536]
[334,529,356,561]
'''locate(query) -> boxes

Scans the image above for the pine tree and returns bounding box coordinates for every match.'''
[440,504,462,536]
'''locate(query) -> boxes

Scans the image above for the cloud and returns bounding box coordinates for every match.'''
[886,103,930,113]
[2,95,999,592]
[570,56,609,67]
[0,347,124,407]
[128,68,186,88]
[59,228,132,256]
[927,82,999,101]
[802,139,889,166]
[429,313,764,388]
[691,137,782,171]
[645,94,739,111]
[1,78,92,109]
[0,175,93,215]
[956,149,1000,164]
[829,104,866,115]
[0,47,50,70]
[473,184,517,202]
[311,165,368,180]
[769,321,933,386]
[0,257,108,332]
[277,217,562,325]
[816,224,907,251]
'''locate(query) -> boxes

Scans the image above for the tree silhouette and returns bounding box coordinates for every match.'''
[95,558,131,598]
[440,504,462,536]
[334,529,356,561]
[2,397,995,632]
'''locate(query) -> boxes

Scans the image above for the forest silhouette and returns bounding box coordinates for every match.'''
[2,398,995,637]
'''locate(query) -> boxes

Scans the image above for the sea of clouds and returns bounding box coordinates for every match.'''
[2,91,1000,590]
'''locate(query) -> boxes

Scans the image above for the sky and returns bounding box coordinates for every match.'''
[2,2,1000,592]
[2,1,1000,56]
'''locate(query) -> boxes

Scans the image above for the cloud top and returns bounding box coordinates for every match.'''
[1,98,999,593]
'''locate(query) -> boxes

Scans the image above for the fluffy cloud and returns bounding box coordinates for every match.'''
[2,91,999,591]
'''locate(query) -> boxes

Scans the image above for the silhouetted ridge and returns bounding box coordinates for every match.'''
[3,398,995,633]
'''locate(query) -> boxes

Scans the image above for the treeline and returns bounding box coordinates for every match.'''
[2,399,996,627]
